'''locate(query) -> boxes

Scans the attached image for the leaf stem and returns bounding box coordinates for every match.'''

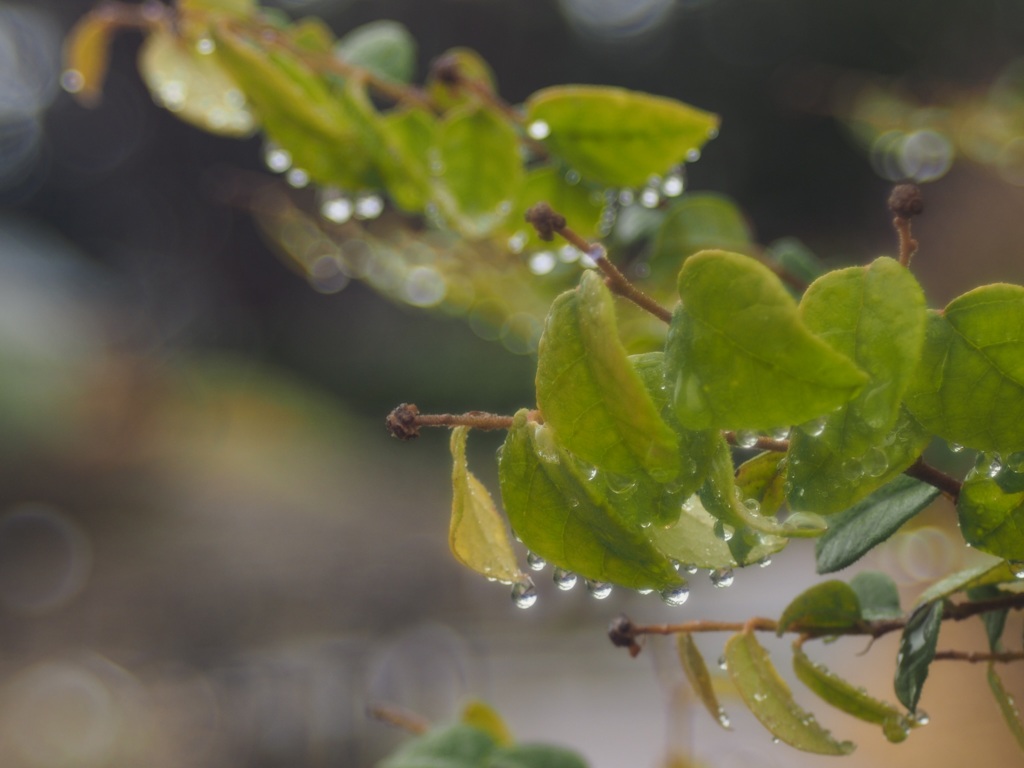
[888,183,924,268]
[385,403,541,440]
[525,203,674,323]
[933,650,1024,664]
[904,457,963,503]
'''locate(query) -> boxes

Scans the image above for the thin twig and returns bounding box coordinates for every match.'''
[933,650,1024,664]
[367,703,431,734]
[386,403,541,440]
[905,457,963,503]
[888,184,924,268]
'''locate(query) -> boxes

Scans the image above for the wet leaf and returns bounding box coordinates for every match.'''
[138,27,257,137]
[335,20,416,83]
[915,556,1019,605]
[433,105,523,238]
[487,744,589,768]
[461,700,513,747]
[62,8,118,107]
[735,452,788,517]
[514,167,604,250]
[676,633,731,729]
[379,106,436,212]
[766,237,826,285]
[525,86,719,188]
[777,580,862,635]
[787,258,929,512]
[849,571,902,621]
[378,723,496,768]
[724,632,855,755]
[793,647,910,734]
[537,272,679,481]
[498,413,682,590]
[894,601,943,713]
[967,585,1009,651]
[286,17,335,53]
[449,427,521,583]
[650,193,752,275]
[815,475,940,574]
[179,0,254,14]
[905,284,1024,453]
[957,473,1024,560]
[667,250,867,431]
[988,663,1024,753]
[427,48,498,112]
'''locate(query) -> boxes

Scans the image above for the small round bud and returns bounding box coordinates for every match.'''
[386,403,421,440]
[888,183,924,218]
[525,202,566,242]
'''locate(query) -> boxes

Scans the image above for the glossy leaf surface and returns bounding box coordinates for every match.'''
[905,284,1024,453]
[498,413,682,590]
[988,663,1024,753]
[777,580,862,635]
[676,633,731,729]
[536,272,679,479]
[667,250,867,431]
[787,258,928,512]
[335,20,416,83]
[915,556,1019,605]
[849,571,902,621]
[735,451,788,517]
[793,646,911,741]
[957,473,1024,560]
[525,86,719,188]
[433,105,523,238]
[449,427,521,583]
[815,475,940,573]
[894,601,943,712]
[724,632,854,755]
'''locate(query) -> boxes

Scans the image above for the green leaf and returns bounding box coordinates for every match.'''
[787,258,928,513]
[724,632,855,755]
[676,633,731,729]
[849,571,902,621]
[498,412,682,590]
[461,700,513,747]
[650,193,752,274]
[537,272,679,482]
[915,556,1019,605]
[905,284,1024,454]
[894,601,943,713]
[449,427,522,583]
[524,86,719,188]
[180,0,253,15]
[427,47,498,112]
[514,167,604,251]
[379,723,496,768]
[62,8,117,107]
[335,20,416,83]
[967,585,1009,651]
[988,663,1024,753]
[379,106,436,212]
[815,475,940,574]
[432,105,523,238]
[286,17,335,53]
[138,27,257,137]
[735,452,788,517]
[792,646,912,742]
[777,580,862,635]
[667,250,867,431]
[957,472,1024,560]
[487,744,589,768]
[766,238,826,285]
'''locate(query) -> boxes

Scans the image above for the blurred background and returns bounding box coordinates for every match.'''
[1,0,1023,766]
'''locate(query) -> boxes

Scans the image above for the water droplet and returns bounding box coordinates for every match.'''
[771,736,780,745]
[882,716,910,743]
[1010,560,1024,579]
[770,426,790,441]
[660,584,690,606]
[805,416,827,437]
[661,170,685,197]
[757,556,772,568]
[707,126,719,139]
[354,192,384,219]
[533,426,560,464]
[709,568,734,588]
[586,580,612,599]
[862,447,889,478]
[511,577,538,609]
[986,455,1004,478]
[618,189,635,206]
[782,511,828,534]
[286,168,310,188]
[948,442,964,454]
[686,148,702,162]
[841,457,864,481]
[564,168,581,185]
[320,194,353,224]
[684,564,699,575]
[639,187,661,208]
[716,708,731,728]
[264,143,292,173]
[752,692,766,703]
[404,266,447,307]
[508,232,527,253]
[743,498,761,515]
[605,473,638,498]
[912,710,929,726]
[528,251,557,275]
[717,655,727,670]
[713,521,734,542]
[637,587,653,595]
[195,37,216,55]
[527,120,551,140]
[735,430,759,449]
[60,69,84,94]
[527,552,547,571]
[553,568,577,590]
[558,245,580,263]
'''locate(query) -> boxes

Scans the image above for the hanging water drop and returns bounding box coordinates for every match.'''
[660,584,690,606]
[527,551,547,571]
[605,473,638,498]
[354,192,384,220]
[713,521,734,542]
[526,120,551,140]
[882,716,910,743]
[528,251,557,275]
[511,577,538,609]
[805,417,827,437]
[912,710,930,726]
[743,498,761,515]
[684,564,699,575]
[771,736,781,745]
[757,555,772,568]
[586,580,612,599]
[770,426,790,441]
[286,167,309,188]
[639,186,661,208]
[264,143,292,173]
[637,587,653,595]
[716,708,731,729]
[735,430,759,449]
[709,568,734,588]
[320,195,353,224]
[553,568,577,591]
[986,454,1004,478]
[661,169,685,197]
[60,69,85,95]
[862,447,889,478]
[686,148,702,162]
[717,655,727,670]
[1010,560,1024,579]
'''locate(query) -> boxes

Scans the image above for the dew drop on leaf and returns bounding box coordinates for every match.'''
[757,556,772,568]
[709,568,734,588]
[195,37,215,55]
[912,710,929,726]
[882,716,910,743]
[511,577,538,609]
[552,568,577,590]
[805,417,827,437]
[717,655,728,670]
[286,167,310,188]
[660,584,690,606]
[320,194,353,224]
[713,521,734,542]
[586,580,613,599]
[948,442,964,454]
[661,169,685,197]
[526,119,551,140]
[264,143,292,173]
[1010,561,1024,579]
[354,192,384,219]
[605,473,638,497]
[526,551,547,571]
[736,430,759,448]
[743,498,761,515]
[862,447,889,478]
[564,168,581,185]
[771,426,791,440]
[686,148,702,162]
[528,251,557,275]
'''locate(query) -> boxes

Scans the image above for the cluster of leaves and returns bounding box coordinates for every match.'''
[65,0,1024,760]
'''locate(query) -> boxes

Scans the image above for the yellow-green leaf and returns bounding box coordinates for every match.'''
[677,633,731,729]
[988,663,1024,753]
[957,472,1024,561]
[724,632,855,755]
[62,8,118,107]
[427,48,498,112]
[450,426,521,583]
[777,580,862,635]
[461,700,514,747]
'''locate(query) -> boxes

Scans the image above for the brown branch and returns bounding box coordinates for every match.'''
[723,431,790,453]
[367,703,430,734]
[524,203,674,323]
[888,184,923,268]
[933,650,1024,664]
[385,403,541,440]
[905,457,963,503]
